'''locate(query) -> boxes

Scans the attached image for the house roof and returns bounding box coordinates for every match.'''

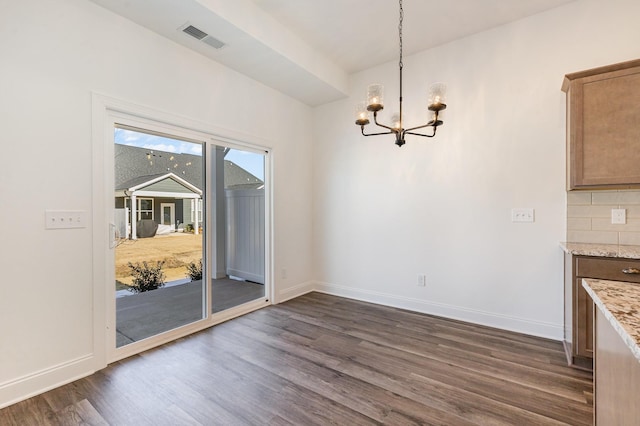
[116,173,167,191]
[116,172,202,195]
[115,144,203,189]
[224,161,264,190]
[115,144,263,191]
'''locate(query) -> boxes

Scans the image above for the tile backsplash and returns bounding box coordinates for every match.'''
[567,190,640,245]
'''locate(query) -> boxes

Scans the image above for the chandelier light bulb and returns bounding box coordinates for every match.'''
[428,83,447,111]
[355,102,370,126]
[367,84,384,111]
[391,113,401,130]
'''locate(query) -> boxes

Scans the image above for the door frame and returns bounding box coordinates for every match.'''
[92,93,274,368]
[160,202,175,229]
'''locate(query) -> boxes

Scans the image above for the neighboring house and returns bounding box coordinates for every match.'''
[114,143,262,239]
[115,172,203,238]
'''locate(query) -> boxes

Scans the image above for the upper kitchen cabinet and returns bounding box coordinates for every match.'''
[562,59,640,190]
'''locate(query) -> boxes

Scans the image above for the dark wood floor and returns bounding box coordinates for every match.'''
[1,292,593,425]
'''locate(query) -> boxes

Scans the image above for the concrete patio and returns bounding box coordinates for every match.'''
[116,277,265,347]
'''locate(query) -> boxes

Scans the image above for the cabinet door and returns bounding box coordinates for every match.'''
[565,59,640,189]
[574,277,594,358]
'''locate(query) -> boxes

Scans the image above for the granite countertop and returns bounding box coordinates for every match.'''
[582,278,640,363]
[560,242,640,259]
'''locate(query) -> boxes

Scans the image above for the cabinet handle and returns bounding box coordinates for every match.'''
[622,268,640,274]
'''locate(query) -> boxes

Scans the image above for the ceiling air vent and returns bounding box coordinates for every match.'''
[181,24,226,49]
[182,24,207,40]
[202,36,225,49]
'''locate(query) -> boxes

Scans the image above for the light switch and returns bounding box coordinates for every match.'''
[45,210,87,229]
[417,274,426,287]
[611,208,626,224]
[511,208,535,223]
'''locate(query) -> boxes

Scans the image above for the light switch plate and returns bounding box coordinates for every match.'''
[45,210,87,229]
[417,274,426,287]
[611,208,626,224]
[511,208,535,223]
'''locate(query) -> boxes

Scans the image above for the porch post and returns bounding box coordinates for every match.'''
[194,198,199,235]
[130,194,137,240]
[212,146,226,279]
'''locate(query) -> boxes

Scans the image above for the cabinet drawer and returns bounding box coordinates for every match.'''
[576,257,640,283]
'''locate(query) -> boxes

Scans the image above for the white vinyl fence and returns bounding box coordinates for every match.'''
[225,189,265,284]
[114,208,129,240]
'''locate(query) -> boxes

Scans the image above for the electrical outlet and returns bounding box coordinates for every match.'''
[511,208,535,223]
[45,210,87,229]
[281,268,287,279]
[417,274,426,287]
[611,208,626,224]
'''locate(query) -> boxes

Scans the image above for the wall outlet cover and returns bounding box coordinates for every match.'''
[611,208,626,225]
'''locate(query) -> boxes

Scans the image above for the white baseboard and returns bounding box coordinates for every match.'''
[314,281,564,341]
[277,280,314,304]
[0,354,95,409]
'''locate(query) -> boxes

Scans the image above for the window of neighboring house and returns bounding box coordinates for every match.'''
[138,198,154,220]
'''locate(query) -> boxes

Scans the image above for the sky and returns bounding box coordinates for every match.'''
[114,128,264,180]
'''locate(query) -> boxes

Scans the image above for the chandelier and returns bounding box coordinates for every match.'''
[355,0,447,147]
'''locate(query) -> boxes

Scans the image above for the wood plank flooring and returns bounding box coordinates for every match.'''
[0,292,593,425]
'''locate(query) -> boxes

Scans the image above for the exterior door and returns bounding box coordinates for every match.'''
[114,126,205,349]
[93,94,272,366]
[211,146,267,313]
[161,203,175,230]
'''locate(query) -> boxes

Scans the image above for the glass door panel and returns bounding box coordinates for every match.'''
[210,146,267,313]
[114,126,205,347]
[161,203,175,229]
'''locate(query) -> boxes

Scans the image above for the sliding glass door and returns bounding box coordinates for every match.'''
[100,104,271,363]
[209,145,266,313]
[113,126,206,347]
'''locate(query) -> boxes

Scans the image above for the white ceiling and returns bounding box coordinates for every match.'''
[251,0,575,74]
[89,0,575,106]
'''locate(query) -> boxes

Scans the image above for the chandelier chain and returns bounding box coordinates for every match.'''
[398,0,403,70]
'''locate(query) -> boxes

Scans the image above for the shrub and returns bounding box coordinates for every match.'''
[115,280,129,291]
[185,223,194,233]
[127,261,166,293]
[186,259,203,281]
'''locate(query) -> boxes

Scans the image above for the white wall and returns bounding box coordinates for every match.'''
[0,0,313,407]
[312,0,640,339]
[4,0,640,410]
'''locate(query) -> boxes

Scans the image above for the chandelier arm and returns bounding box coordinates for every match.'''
[373,122,397,132]
[405,127,438,138]
[372,111,397,132]
[403,122,436,133]
[404,108,443,133]
[361,127,395,137]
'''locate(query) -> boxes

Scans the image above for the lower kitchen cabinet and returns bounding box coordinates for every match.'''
[564,253,640,370]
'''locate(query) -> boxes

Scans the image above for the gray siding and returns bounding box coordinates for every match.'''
[144,178,194,194]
